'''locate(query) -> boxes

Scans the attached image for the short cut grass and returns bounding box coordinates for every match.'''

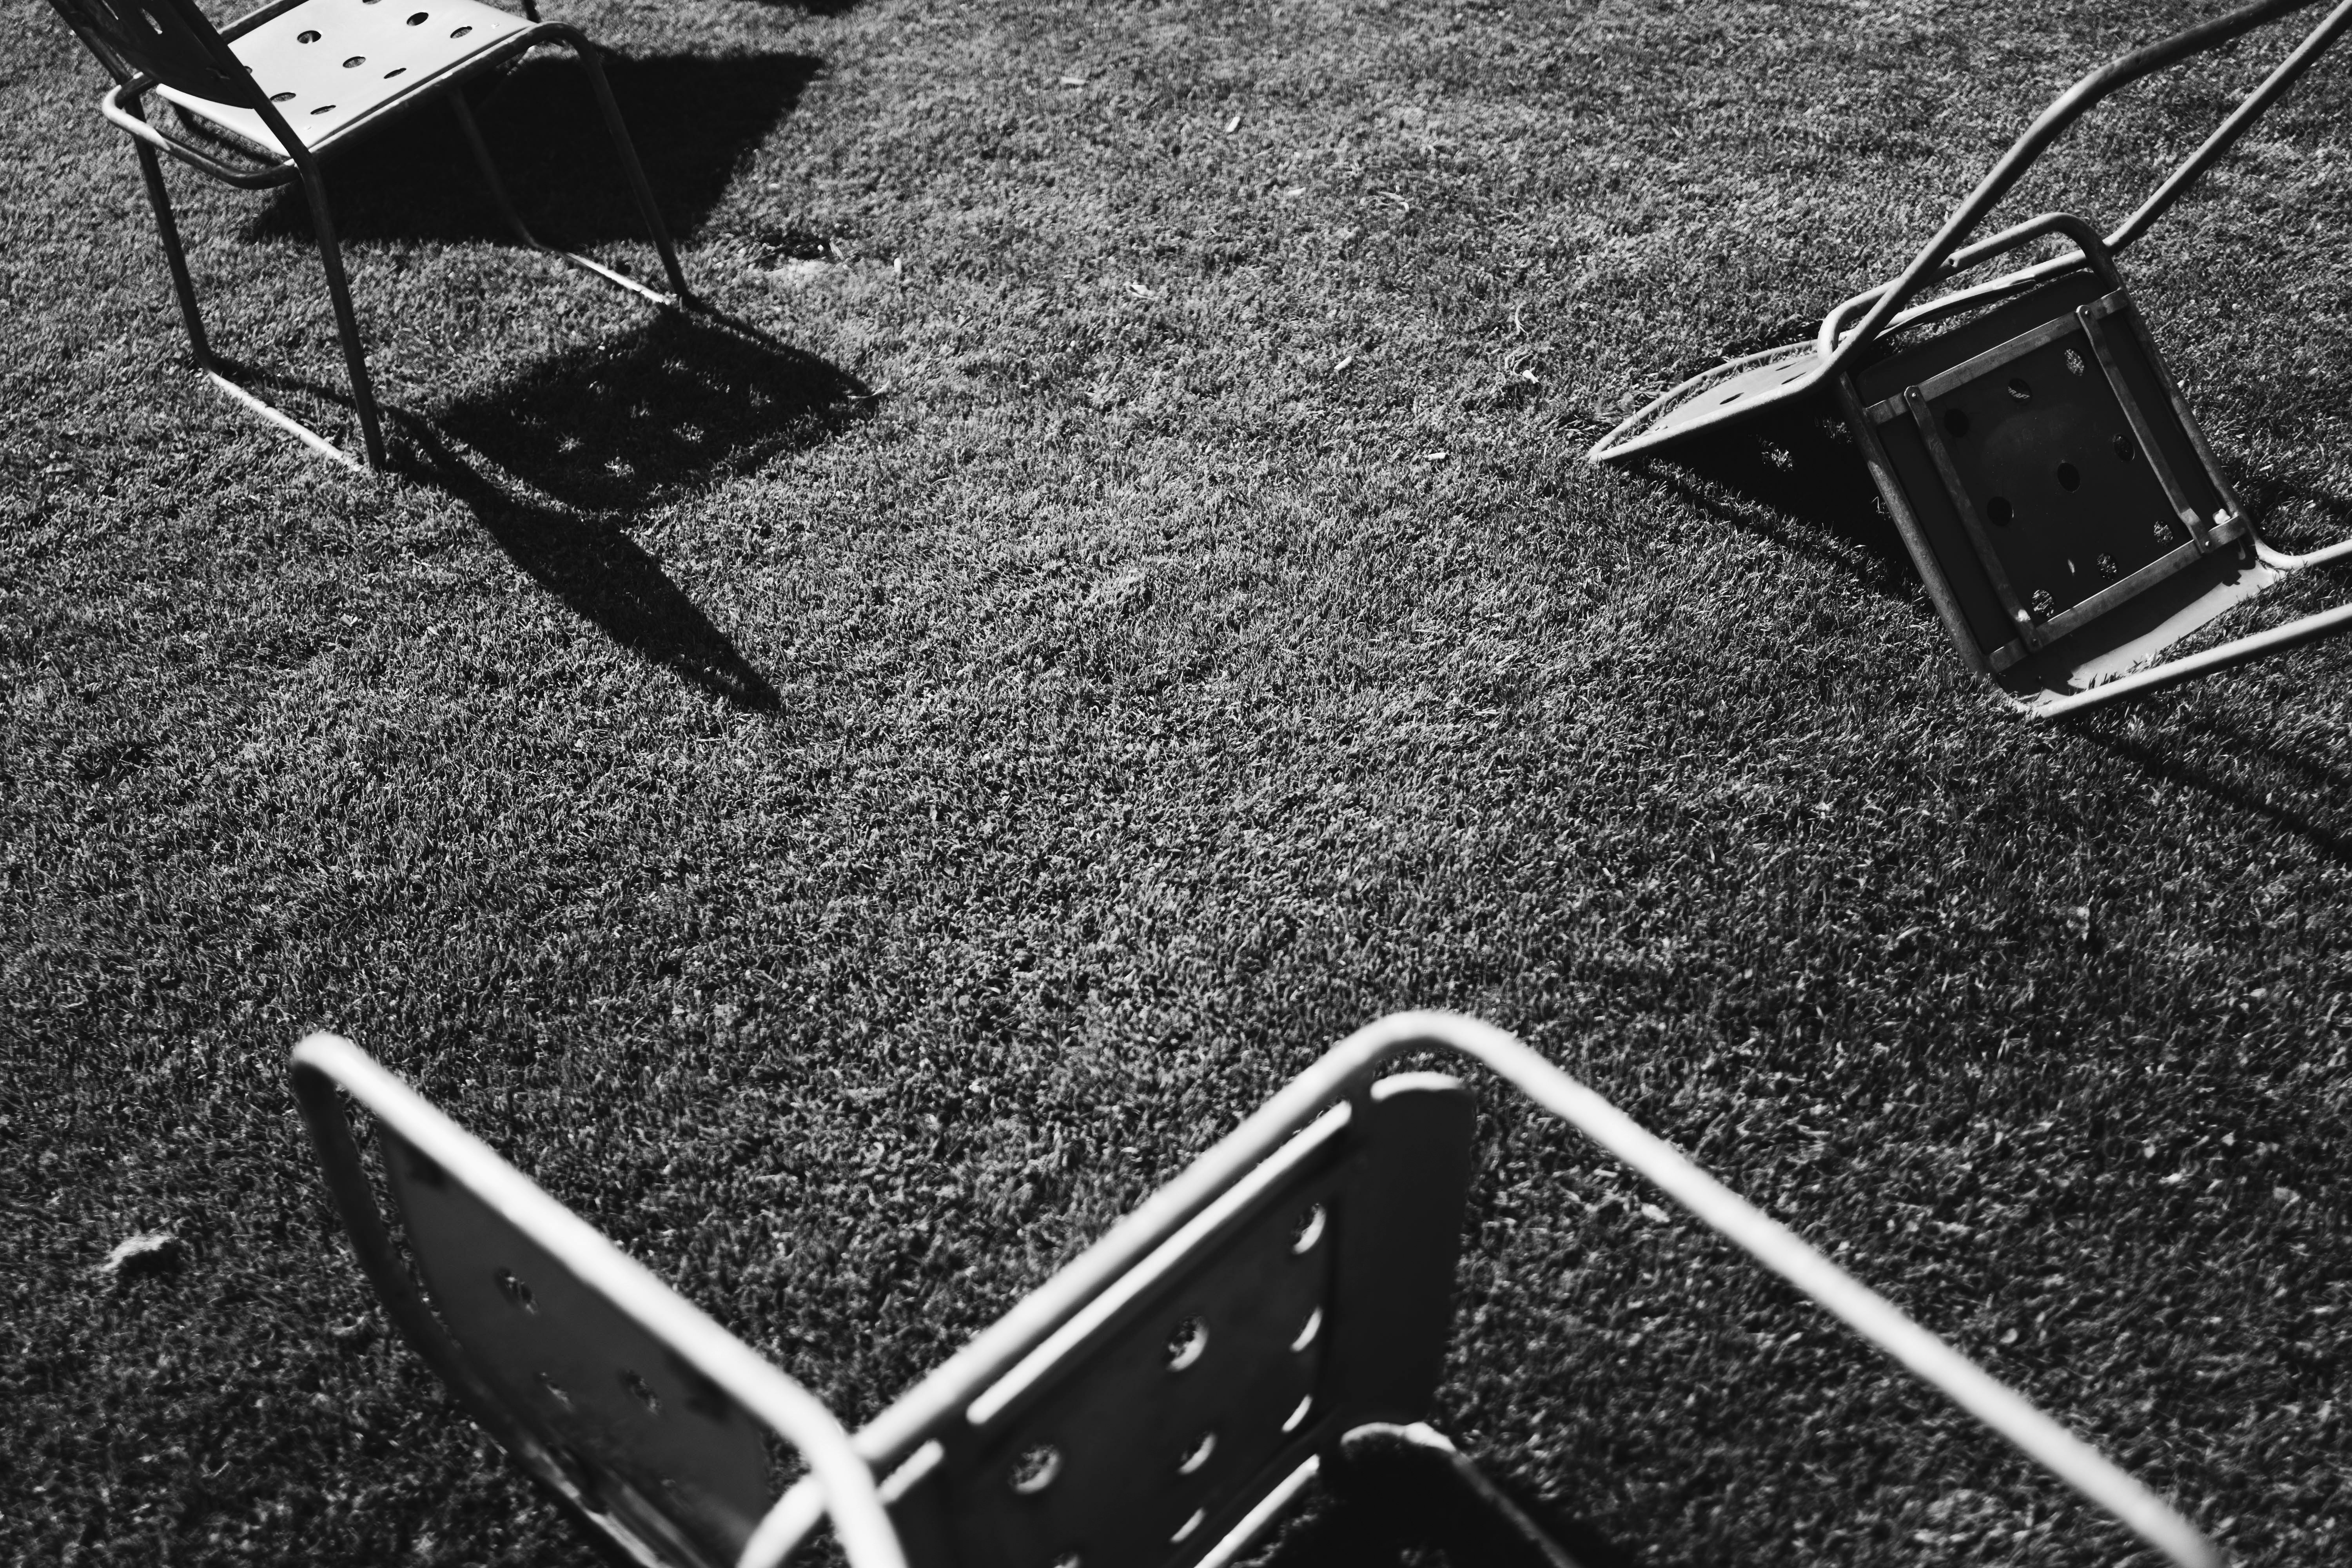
[4,0,2350,1564]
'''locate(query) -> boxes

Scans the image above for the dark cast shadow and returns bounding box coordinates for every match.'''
[196,344,790,710]
[427,305,874,514]
[397,416,787,713]
[398,301,874,710]
[2068,681,2352,866]
[250,49,822,246]
[1605,395,1921,605]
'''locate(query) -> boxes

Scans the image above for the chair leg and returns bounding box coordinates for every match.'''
[450,89,681,307]
[1325,1423,1598,1568]
[564,41,690,300]
[130,140,212,367]
[450,93,548,252]
[292,163,390,469]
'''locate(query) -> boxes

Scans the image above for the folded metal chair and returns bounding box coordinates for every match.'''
[1591,0,2352,718]
[293,1013,2218,1568]
[47,0,688,469]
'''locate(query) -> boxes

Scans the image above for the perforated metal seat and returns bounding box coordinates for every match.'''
[46,0,687,468]
[151,0,534,156]
[293,1014,2220,1568]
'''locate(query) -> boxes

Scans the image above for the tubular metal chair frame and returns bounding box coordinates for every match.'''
[294,1013,2218,1568]
[48,0,688,470]
[1590,0,2352,718]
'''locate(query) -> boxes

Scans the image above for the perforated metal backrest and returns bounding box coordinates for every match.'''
[879,1074,1477,1568]
[45,0,255,102]
[379,1127,774,1568]
[292,1035,909,1568]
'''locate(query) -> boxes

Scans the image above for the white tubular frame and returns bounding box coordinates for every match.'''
[743,1011,2216,1568]
[290,1032,909,1568]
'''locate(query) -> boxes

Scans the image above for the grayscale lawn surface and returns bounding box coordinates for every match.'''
[4,1,2349,1564]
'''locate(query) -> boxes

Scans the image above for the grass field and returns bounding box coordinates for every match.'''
[5,0,2352,1563]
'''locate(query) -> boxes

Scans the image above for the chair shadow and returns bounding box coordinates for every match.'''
[396,414,787,713]
[426,304,875,514]
[391,304,875,710]
[249,50,821,245]
[2069,698,2352,866]
[208,296,873,713]
[1608,396,1920,604]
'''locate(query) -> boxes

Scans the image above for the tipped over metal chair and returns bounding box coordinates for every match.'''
[292,1013,2218,1568]
[47,0,688,468]
[1591,0,2352,718]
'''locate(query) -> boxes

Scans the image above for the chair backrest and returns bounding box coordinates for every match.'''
[291,1034,906,1568]
[866,1073,1477,1568]
[296,1034,1476,1568]
[46,0,257,103]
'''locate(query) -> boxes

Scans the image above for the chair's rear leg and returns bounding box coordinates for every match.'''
[449,94,547,252]
[1326,1423,1596,1568]
[564,41,689,299]
[131,140,212,368]
[293,163,389,468]
[452,78,679,307]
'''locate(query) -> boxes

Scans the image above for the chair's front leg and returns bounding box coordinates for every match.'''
[129,136,212,367]
[290,158,389,468]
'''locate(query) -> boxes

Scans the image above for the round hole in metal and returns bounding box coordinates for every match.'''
[1941,407,1969,439]
[2113,434,2134,461]
[2056,462,2080,492]
[2006,376,2032,401]
[1290,1306,1323,1352]
[343,55,364,67]
[1171,1510,1206,1546]
[494,1268,536,1311]
[1987,497,2013,526]
[270,91,295,101]
[2064,347,2087,377]
[407,11,429,23]
[1176,1431,1216,1476]
[310,103,336,114]
[2030,588,2055,616]
[1008,1443,1061,1495]
[384,66,406,77]
[1281,1394,1314,1434]
[1717,387,1742,404]
[1165,1314,1208,1372]
[452,23,472,34]
[2098,553,2120,578]
[621,1369,661,1414]
[2151,519,2172,542]
[1291,1202,1326,1254]
[296,29,320,42]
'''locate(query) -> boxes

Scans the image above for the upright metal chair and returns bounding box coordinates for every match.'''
[1591,0,2352,717]
[46,0,689,469]
[292,1013,2219,1568]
